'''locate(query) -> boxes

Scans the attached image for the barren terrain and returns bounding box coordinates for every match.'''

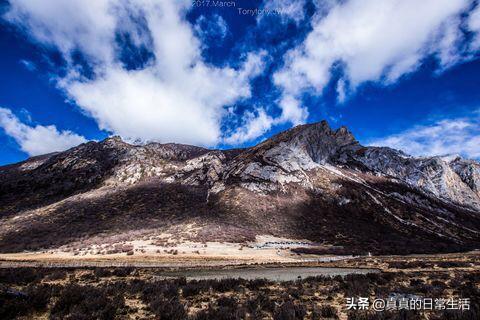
[1,252,479,319]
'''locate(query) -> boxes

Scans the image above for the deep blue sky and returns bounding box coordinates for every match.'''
[1,0,480,165]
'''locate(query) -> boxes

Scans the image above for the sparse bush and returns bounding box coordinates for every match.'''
[112,267,133,277]
[246,278,269,290]
[148,297,186,319]
[0,268,43,285]
[209,278,243,293]
[247,292,275,315]
[0,267,477,320]
[313,305,338,319]
[195,300,246,320]
[182,281,208,297]
[437,261,470,268]
[387,260,430,269]
[273,300,306,320]
[341,274,372,297]
[0,283,53,319]
[94,268,112,278]
[50,284,123,320]
[46,270,68,281]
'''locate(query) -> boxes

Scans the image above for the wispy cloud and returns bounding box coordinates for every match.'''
[224,108,275,145]
[0,107,86,156]
[274,0,480,109]
[194,14,229,46]
[369,111,480,159]
[19,59,36,71]
[468,4,480,50]
[260,0,307,24]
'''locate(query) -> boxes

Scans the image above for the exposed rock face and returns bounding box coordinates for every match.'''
[1,121,479,254]
[224,121,361,192]
[337,147,480,210]
[450,158,480,196]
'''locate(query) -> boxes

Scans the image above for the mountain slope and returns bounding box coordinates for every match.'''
[1,121,479,255]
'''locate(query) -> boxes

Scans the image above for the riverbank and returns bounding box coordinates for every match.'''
[1,263,478,320]
[1,249,478,271]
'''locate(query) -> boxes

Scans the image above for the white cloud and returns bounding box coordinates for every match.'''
[6,0,480,147]
[5,0,266,146]
[5,0,116,65]
[224,108,275,144]
[277,95,308,125]
[261,0,307,24]
[468,4,480,50]
[0,107,86,156]
[336,79,347,104]
[223,94,308,145]
[63,57,263,145]
[195,14,229,44]
[274,0,478,106]
[369,113,480,159]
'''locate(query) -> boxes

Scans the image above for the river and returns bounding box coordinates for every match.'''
[157,266,379,281]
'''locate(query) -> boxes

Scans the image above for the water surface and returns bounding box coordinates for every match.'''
[160,266,379,281]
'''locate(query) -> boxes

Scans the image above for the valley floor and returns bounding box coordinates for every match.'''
[1,238,479,319]
[0,235,348,268]
[0,252,479,319]
[0,239,478,269]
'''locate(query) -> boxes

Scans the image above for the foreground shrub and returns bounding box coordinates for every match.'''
[50,284,124,320]
[273,300,307,320]
[313,305,338,319]
[148,297,187,320]
[0,284,53,319]
[195,301,247,320]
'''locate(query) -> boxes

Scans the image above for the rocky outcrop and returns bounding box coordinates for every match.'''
[2,120,479,211]
[336,147,480,210]
[450,157,480,196]
[1,120,479,254]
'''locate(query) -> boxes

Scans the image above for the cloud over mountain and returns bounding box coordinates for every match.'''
[3,0,480,151]
[0,107,86,156]
[5,0,265,146]
[370,111,480,159]
[274,0,479,112]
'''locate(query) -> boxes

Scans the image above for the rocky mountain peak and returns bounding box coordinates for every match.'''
[254,120,358,159]
[1,120,479,213]
[105,135,123,142]
[2,119,480,256]
[223,121,363,193]
[283,121,359,164]
[100,135,130,149]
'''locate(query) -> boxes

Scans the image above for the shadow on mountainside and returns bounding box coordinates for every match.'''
[0,181,209,252]
[291,178,480,255]
[0,142,127,218]
[1,177,479,254]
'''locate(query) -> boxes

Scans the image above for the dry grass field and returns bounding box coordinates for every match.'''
[1,252,479,319]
